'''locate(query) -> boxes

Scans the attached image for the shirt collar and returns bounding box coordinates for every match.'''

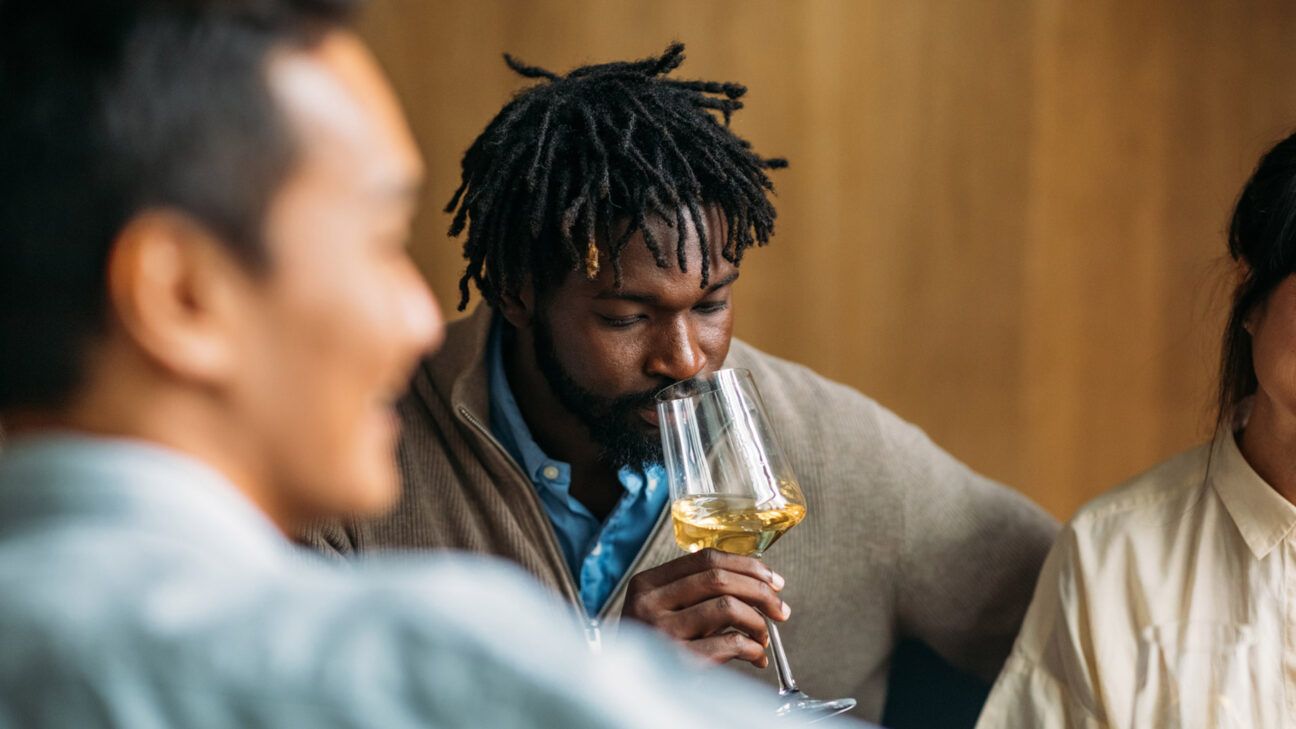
[0,433,291,566]
[488,317,573,488]
[1210,422,1296,559]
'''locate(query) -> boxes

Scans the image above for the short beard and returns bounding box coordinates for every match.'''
[532,314,665,470]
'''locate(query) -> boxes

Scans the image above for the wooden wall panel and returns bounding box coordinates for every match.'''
[357,0,1296,519]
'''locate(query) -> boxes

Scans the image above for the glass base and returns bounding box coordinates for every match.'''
[774,689,857,723]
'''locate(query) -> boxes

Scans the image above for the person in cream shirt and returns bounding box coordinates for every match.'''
[977,132,1296,728]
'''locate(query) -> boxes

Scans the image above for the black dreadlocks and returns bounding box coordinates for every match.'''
[446,42,788,311]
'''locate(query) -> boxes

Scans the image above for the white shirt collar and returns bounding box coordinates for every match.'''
[1210,425,1296,559]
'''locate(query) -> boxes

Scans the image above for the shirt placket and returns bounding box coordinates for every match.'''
[1285,540,1295,725]
[579,473,640,611]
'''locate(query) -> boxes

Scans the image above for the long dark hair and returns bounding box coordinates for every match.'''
[1218,131,1296,428]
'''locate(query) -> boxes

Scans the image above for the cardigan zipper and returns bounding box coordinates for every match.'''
[455,406,587,613]
[457,404,672,640]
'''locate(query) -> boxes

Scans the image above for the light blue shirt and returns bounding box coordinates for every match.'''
[488,319,670,617]
[0,435,858,729]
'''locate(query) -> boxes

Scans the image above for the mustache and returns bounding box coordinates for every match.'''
[606,382,674,413]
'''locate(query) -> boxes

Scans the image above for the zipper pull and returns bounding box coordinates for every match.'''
[584,618,602,655]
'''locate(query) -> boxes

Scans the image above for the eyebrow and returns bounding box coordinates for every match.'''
[594,270,741,303]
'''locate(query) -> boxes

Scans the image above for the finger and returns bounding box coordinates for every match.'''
[662,594,772,645]
[655,567,791,622]
[689,631,770,668]
[630,549,784,591]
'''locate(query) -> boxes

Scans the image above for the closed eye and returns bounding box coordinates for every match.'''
[599,314,645,329]
[694,301,729,314]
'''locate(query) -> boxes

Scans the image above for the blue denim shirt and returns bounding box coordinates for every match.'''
[488,319,669,617]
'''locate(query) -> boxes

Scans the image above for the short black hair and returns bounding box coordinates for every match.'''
[1219,129,1296,427]
[0,0,359,412]
[447,42,787,311]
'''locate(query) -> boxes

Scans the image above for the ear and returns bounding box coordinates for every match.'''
[496,281,537,330]
[105,210,253,386]
[1244,296,1269,336]
[1244,302,1264,334]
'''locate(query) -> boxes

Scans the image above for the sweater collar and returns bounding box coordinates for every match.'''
[411,303,496,428]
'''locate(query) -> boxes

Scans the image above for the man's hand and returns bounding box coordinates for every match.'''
[621,548,790,668]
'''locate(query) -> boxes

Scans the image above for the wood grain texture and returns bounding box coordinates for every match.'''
[357,0,1296,518]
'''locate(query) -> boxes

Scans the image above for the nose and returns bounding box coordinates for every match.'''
[645,316,707,382]
[399,271,445,360]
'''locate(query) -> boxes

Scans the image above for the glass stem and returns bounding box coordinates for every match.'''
[766,616,800,695]
[757,554,800,695]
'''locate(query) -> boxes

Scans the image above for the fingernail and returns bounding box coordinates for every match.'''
[769,570,785,590]
[781,601,791,619]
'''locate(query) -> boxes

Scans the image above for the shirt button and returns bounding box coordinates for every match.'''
[542,465,560,480]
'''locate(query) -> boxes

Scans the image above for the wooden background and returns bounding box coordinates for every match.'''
[358,0,1296,519]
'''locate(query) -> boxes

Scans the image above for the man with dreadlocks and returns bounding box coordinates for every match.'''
[307,44,1056,722]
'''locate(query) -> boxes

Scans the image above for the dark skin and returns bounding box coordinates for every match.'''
[497,207,788,668]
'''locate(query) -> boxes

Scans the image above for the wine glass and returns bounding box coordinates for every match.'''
[656,368,857,721]
[1131,622,1262,729]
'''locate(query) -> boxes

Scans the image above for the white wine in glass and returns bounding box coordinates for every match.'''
[657,368,856,721]
[671,492,806,556]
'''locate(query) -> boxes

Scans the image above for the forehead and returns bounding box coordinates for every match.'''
[266,31,422,188]
[566,206,738,299]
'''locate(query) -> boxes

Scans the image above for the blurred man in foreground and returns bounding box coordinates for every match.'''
[0,2,846,727]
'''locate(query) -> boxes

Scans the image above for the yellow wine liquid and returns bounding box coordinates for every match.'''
[671,494,806,556]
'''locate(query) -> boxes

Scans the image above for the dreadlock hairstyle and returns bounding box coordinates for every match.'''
[446,42,788,311]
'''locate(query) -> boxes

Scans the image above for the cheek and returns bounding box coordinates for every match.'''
[703,309,735,364]
[276,261,389,391]
[1252,311,1296,408]
[1254,344,1296,406]
[550,317,642,393]
[246,255,424,513]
